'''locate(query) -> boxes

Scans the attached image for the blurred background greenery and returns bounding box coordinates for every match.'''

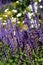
[0,0,43,23]
[0,0,32,22]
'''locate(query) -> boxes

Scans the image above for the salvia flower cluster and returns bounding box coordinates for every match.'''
[0,0,43,63]
[0,11,43,57]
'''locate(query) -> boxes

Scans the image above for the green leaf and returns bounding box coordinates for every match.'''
[7,63,10,65]
[15,54,19,59]
[12,63,16,65]
[18,21,23,27]
[0,61,4,65]
[34,0,38,2]
[9,59,13,63]
[22,62,26,65]
[38,58,43,61]
[26,7,32,13]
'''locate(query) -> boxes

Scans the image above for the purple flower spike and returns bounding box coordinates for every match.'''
[1,0,10,4]
[6,19,13,34]
[2,28,9,44]
[41,12,43,18]
[0,0,11,8]
[9,39,15,51]
[22,31,28,40]
[38,3,43,19]
[7,33,15,56]
[16,27,22,46]
[24,11,31,28]
[22,30,33,49]
[38,29,43,45]
[35,15,39,24]
[34,15,40,29]
[0,21,3,40]
[42,0,43,6]
[30,0,35,13]
[15,19,23,46]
